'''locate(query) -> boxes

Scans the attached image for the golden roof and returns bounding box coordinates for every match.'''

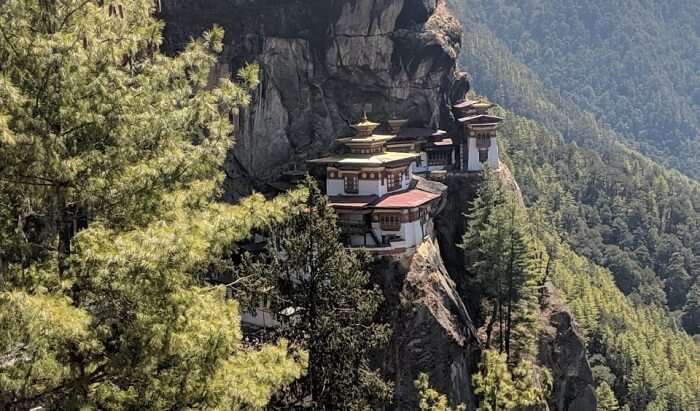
[472,99,493,109]
[352,112,380,137]
[307,151,419,166]
[337,134,394,145]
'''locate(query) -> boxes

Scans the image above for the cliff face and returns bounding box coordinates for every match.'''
[374,239,480,410]
[538,283,597,411]
[160,0,469,198]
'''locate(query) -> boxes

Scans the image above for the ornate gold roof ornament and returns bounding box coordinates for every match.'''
[352,111,380,137]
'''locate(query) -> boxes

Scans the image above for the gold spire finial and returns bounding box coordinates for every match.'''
[352,112,380,137]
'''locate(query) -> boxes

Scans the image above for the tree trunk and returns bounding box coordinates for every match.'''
[56,185,72,278]
[485,303,499,348]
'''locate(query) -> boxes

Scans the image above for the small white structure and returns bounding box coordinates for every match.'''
[453,100,503,172]
[308,114,443,257]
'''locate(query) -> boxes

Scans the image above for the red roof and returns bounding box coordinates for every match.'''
[432,138,453,146]
[372,189,441,209]
[328,195,377,209]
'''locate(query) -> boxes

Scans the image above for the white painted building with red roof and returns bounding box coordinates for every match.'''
[307,114,445,257]
[452,99,503,171]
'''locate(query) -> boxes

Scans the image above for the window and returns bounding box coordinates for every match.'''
[479,149,488,163]
[387,172,401,192]
[476,136,491,149]
[379,214,401,231]
[428,150,451,166]
[344,175,358,194]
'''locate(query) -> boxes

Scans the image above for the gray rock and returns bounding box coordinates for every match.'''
[374,239,479,410]
[538,283,597,411]
[160,0,469,199]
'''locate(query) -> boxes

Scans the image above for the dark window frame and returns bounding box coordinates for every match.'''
[379,214,401,231]
[479,149,488,163]
[387,172,401,192]
[344,174,359,193]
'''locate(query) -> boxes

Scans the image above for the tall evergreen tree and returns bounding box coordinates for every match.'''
[681,280,700,335]
[238,177,392,410]
[0,1,307,408]
[461,171,541,359]
[0,0,256,277]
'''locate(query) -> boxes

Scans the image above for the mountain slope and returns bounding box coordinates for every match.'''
[451,0,700,179]
[447,0,700,330]
[494,109,700,409]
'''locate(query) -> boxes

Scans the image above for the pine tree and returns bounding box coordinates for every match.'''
[681,280,700,335]
[0,0,256,277]
[664,253,690,310]
[415,373,466,411]
[0,1,307,409]
[238,177,392,410]
[472,350,549,411]
[461,171,541,359]
[596,381,620,411]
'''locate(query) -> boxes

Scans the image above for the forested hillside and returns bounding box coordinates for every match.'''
[447,0,700,332]
[497,109,700,331]
[450,0,700,179]
[465,168,700,410]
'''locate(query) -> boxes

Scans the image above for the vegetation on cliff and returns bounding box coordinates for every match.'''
[461,171,551,410]
[236,178,393,410]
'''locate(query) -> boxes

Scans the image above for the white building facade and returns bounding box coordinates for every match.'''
[307,115,443,257]
[453,99,503,172]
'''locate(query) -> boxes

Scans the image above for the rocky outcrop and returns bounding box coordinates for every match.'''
[374,239,479,410]
[538,283,596,411]
[160,0,470,199]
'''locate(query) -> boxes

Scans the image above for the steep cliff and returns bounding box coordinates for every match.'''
[538,283,597,411]
[160,0,469,198]
[373,239,479,410]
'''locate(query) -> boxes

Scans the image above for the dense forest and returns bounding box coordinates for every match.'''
[498,108,700,330]
[448,0,700,407]
[448,0,700,331]
[450,0,700,179]
[495,112,700,410]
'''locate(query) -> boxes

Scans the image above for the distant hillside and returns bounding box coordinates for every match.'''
[450,0,700,179]
[447,0,700,327]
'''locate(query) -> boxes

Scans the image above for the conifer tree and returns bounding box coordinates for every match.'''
[472,350,550,411]
[0,0,256,277]
[0,1,307,409]
[596,381,620,411]
[461,170,540,359]
[681,280,700,335]
[415,373,466,411]
[238,177,392,410]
